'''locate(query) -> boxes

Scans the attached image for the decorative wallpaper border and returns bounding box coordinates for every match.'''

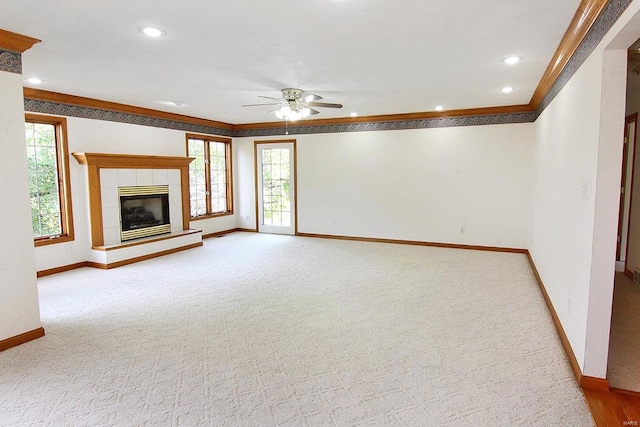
[24,99,234,137]
[24,99,536,137]
[536,0,634,118]
[233,113,537,138]
[0,49,21,74]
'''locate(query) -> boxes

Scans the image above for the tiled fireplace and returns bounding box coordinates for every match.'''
[73,153,202,268]
[100,169,182,245]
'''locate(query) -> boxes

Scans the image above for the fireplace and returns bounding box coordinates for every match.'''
[119,185,170,241]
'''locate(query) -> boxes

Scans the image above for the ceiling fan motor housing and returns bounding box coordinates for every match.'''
[282,88,303,101]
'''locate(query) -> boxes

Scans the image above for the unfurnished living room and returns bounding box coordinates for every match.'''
[1,1,640,426]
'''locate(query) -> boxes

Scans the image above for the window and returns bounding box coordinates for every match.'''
[24,114,74,245]
[186,134,233,218]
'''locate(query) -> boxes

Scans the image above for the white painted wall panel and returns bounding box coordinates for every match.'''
[236,124,534,249]
[0,72,42,340]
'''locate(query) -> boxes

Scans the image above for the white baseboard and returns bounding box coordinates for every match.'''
[615,261,625,272]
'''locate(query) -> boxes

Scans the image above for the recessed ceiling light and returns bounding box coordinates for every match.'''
[350,112,358,117]
[501,86,515,93]
[502,56,523,65]
[435,105,444,111]
[139,27,166,37]
[25,77,43,84]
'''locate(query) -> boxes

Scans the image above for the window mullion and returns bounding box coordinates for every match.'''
[54,128,66,235]
[204,141,212,215]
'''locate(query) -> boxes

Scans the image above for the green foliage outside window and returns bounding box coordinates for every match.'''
[25,122,62,238]
[187,137,231,218]
[262,148,291,227]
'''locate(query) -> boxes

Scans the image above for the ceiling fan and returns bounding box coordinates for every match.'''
[242,88,343,121]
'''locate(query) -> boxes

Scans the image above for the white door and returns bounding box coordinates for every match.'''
[256,142,296,235]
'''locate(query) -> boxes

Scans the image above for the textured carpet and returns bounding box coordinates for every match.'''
[1,233,592,426]
[607,273,640,392]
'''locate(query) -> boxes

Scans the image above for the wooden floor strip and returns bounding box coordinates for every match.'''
[583,387,640,426]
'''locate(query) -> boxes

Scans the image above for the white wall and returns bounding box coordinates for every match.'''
[236,124,534,249]
[0,71,42,341]
[34,117,237,271]
[529,1,640,378]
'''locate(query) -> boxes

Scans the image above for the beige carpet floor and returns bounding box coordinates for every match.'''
[607,272,640,392]
[0,233,592,426]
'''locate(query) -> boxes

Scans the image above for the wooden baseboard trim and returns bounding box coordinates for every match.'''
[86,261,108,270]
[87,242,203,270]
[525,251,584,384]
[624,268,633,280]
[202,228,249,239]
[296,232,527,254]
[37,261,89,278]
[581,376,610,392]
[0,327,45,352]
[526,250,612,392]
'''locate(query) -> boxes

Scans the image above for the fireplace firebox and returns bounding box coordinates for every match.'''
[119,185,170,241]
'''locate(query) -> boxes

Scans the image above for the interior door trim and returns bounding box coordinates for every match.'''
[253,139,298,235]
[623,113,638,274]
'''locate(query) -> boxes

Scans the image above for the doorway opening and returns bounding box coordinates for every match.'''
[608,40,640,393]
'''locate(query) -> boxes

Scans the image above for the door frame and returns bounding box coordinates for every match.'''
[622,113,638,275]
[253,139,298,235]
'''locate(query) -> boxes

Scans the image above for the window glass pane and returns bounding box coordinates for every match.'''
[209,141,228,213]
[188,139,208,216]
[25,121,64,238]
[188,137,230,216]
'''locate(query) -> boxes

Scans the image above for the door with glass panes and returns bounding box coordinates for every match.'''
[255,141,296,235]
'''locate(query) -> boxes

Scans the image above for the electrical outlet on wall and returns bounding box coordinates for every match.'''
[460,227,465,233]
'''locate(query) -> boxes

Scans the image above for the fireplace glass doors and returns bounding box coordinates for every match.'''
[119,185,170,241]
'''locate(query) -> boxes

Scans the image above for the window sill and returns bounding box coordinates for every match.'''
[190,211,234,221]
[34,234,74,247]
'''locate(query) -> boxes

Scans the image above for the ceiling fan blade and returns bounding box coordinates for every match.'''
[241,103,279,107]
[258,95,282,101]
[309,108,320,115]
[308,102,343,109]
[303,93,323,102]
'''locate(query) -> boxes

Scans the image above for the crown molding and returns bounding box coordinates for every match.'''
[23,88,234,131]
[530,0,608,110]
[0,29,40,53]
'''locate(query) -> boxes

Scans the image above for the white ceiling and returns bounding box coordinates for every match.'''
[2,0,581,124]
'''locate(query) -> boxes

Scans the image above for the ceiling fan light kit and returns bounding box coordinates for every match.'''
[242,88,343,122]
